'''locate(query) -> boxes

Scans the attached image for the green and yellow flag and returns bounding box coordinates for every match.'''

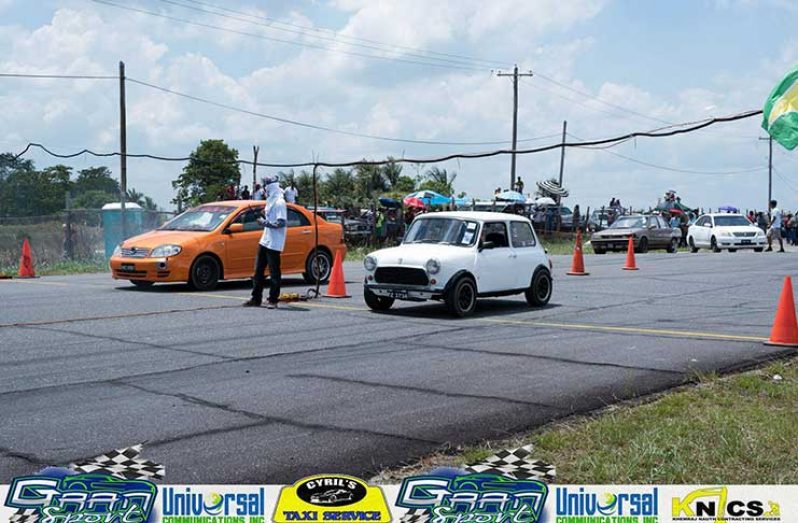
[763,66,798,150]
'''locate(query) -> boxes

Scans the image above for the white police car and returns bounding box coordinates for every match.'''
[363,211,552,317]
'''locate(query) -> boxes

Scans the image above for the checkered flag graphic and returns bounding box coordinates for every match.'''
[9,508,39,523]
[464,444,556,482]
[69,444,165,481]
[398,509,431,523]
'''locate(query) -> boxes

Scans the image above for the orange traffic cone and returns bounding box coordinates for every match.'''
[567,229,589,276]
[18,238,36,278]
[323,250,350,298]
[766,276,798,347]
[622,235,639,271]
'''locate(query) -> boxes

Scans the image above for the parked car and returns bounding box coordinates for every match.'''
[590,214,679,254]
[110,201,346,290]
[344,217,372,244]
[587,209,616,231]
[687,213,766,253]
[362,211,553,317]
[315,207,345,225]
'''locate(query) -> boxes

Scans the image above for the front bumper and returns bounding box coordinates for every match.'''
[365,283,444,301]
[717,238,766,248]
[110,256,188,282]
[591,237,638,249]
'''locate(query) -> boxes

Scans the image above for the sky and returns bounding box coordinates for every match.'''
[1,0,798,212]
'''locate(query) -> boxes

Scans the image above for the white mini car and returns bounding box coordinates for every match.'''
[687,213,766,252]
[363,211,553,317]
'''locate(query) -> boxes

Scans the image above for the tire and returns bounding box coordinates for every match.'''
[593,245,606,254]
[666,238,678,253]
[636,236,649,254]
[711,236,721,253]
[303,249,333,284]
[444,276,477,318]
[525,269,553,307]
[754,247,764,253]
[689,237,699,253]
[189,254,220,291]
[130,280,153,288]
[364,287,394,311]
[728,249,737,253]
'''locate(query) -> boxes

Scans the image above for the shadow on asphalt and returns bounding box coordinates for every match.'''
[114,277,312,293]
[380,299,561,321]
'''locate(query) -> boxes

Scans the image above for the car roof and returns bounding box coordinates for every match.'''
[415,211,531,222]
[702,213,745,217]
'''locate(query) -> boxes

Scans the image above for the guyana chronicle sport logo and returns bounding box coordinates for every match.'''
[4,474,157,523]
[554,486,658,523]
[161,486,267,523]
[396,473,549,523]
[671,487,781,522]
[272,474,391,522]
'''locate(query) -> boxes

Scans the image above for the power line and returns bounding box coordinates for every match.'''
[126,77,561,146]
[568,132,765,175]
[91,0,486,72]
[14,108,763,169]
[156,0,503,70]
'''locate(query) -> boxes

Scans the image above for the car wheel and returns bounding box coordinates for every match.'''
[728,248,737,253]
[130,280,153,288]
[445,276,477,318]
[189,254,220,291]
[303,249,333,284]
[754,247,764,252]
[593,245,606,254]
[711,236,721,253]
[364,287,394,311]
[666,238,678,253]
[689,236,699,253]
[636,236,649,254]
[525,269,553,307]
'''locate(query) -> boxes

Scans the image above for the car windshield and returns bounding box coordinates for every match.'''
[159,205,236,231]
[404,217,479,246]
[610,216,645,229]
[714,215,751,227]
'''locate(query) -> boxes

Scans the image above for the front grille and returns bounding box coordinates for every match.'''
[120,247,149,257]
[115,269,147,276]
[733,232,756,238]
[375,267,429,286]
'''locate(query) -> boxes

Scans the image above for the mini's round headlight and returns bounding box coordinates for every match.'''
[150,244,182,257]
[364,255,377,271]
[425,258,441,274]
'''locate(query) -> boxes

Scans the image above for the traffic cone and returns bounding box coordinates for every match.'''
[323,250,350,298]
[765,276,798,347]
[567,229,589,276]
[622,235,639,271]
[17,238,36,278]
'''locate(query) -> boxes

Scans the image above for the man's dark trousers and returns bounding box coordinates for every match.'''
[251,245,281,304]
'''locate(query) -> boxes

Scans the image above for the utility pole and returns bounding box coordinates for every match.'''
[119,61,128,240]
[496,65,533,190]
[252,145,259,193]
[556,120,567,231]
[760,135,773,219]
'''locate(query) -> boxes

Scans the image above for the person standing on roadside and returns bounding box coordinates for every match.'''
[766,199,785,252]
[284,181,298,204]
[243,175,287,309]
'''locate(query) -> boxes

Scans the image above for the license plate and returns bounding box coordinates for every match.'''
[121,264,135,271]
[389,290,408,299]
[741,240,751,245]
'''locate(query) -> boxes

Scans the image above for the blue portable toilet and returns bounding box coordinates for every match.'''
[101,202,144,258]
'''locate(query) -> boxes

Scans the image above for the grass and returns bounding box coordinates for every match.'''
[376,358,798,484]
[0,258,108,277]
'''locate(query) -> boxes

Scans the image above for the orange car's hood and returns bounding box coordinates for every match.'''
[121,229,207,249]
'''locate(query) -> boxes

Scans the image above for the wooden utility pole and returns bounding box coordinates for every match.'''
[760,135,773,219]
[252,145,259,193]
[496,65,533,190]
[119,61,128,239]
[556,120,568,231]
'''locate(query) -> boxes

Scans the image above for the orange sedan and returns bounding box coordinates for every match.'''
[110,201,346,290]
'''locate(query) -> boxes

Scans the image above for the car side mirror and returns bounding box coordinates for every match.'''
[479,240,496,252]
[226,223,245,234]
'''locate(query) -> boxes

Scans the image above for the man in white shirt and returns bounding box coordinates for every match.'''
[284,181,298,204]
[243,175,287,308]
[766,199,785,253]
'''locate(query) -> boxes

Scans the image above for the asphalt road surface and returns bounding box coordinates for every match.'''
[1,250,796,482]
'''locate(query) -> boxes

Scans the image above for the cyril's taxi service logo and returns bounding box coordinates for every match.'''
[4,473,157,523]
[161,486,267,523]
[671,487,781,523]
[272,475,391,522]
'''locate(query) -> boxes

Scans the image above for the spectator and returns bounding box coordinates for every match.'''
[573,204,581,232]
[253,183,264,200]
[515,177,525,193]
[284,181,298,204]
[494,187,502,197]
[787,213,797,245]
[766,199,785,252]
[748,210,755,224]
[240,185,251,200]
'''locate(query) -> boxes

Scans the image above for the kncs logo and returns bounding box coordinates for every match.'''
[672,487,781,522]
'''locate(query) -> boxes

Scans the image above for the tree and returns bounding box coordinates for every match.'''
[74,167,119,196]
[354,163,386,202]
[0,164,72,216]
[392,175,417,194]
[320,168,355,208]
[172,139,240,208]
[418,167,457,195]
[127,188,158,211]
[381,158,402,189]
[73,189,117,209]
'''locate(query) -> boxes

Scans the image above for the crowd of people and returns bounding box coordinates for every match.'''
[220,181,299,204]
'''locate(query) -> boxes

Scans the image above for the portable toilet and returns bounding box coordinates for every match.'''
[101,202,144,258]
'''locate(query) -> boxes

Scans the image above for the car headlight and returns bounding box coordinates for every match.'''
[112,244,122,256]
[150,244,182,257]
[425,258,441,275]
[719,230,733,237]
[364,255,377,271]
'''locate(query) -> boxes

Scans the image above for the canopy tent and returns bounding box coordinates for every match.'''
[495,190,526,202]
[378,197,402,208]
[534,196,557,206]
[536,180,569,198]
[404,190,455,207]
[403,197,426,208]
[718,205,739,213]
[655,200,692,212]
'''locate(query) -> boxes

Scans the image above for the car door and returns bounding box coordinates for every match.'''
[475,221,517,293]
[694,216,711,246]
[224,206,264,277]
[509,220,540,288]
[650,216,670,247]
[281,207,313,273]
